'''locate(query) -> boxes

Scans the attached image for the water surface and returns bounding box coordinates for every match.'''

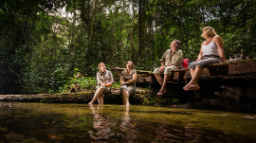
[0,102,256,143]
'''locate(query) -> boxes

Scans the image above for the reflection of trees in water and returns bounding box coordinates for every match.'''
[149,120,246,143]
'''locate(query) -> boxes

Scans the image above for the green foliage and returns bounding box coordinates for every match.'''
[1,0,256,93]
[140,85,153,105]
[111,82,121,89]
[58,68,97,93]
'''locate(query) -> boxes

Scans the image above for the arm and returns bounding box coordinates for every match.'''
[108,71,114,85]
[196,43,204,61]
[122,72,137,85]
[96,73,102,85]
[159,50,168,71]
[214,36,225,62]
[161,61,165,67]
[120,76,124,83]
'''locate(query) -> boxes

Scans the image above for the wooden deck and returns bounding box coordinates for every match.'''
[111,59,256,84]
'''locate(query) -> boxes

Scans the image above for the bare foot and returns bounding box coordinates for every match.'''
[183,85,190,91]
[183,81,197,91]
[88,102,93,106]
[188,84,200,90]
[157,90,164,96]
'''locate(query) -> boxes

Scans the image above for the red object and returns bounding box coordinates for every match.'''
[182,59,190,68]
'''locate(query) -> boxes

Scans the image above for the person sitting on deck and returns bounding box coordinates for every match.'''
[88,62,114,105]
[153,40,183,96]
[120,61,137,106]
[183,26,225,91]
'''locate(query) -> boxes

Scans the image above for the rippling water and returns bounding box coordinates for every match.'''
[0,102,256,143]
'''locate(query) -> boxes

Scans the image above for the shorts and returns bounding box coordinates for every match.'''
[189,57,222,69]
[120,85,136,96]
[153,65,178,75]
[96,85,112,97]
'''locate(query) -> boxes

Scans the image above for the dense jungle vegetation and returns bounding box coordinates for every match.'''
[1,0,256,93]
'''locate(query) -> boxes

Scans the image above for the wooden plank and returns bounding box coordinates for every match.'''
[173,68,189,72]
[185,71,191,79]
[172,71,186,80]
[173,72,179,80]
[167,81,184,84]
[178,71,186,80]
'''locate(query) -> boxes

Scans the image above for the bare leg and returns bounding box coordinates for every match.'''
[161,74,171,91]
[157,74,171,95]
[154,73,163,86]
[155,73,168,94]
[122,96,125,105]
[190,68,195,76]
[88,87,104,105]
[98,96,104,105]
[184,68,196,87]
[121,90,130,106]
[184,65,203,91]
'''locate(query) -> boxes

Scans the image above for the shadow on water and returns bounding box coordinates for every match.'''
[0,102,256,142]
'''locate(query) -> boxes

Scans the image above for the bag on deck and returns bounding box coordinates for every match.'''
[182,58,190,68]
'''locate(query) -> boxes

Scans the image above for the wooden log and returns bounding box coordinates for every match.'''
[137,71,153,74]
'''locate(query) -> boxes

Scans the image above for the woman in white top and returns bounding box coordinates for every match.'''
[88,62,114,105]
[183,26,225,91]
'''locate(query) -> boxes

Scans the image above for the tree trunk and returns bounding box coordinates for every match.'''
[138,0,146,62]
[130,0,135,61]
[89,0,97,42]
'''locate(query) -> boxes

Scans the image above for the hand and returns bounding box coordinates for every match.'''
[101,83,108,86]
[121,82,126,85]
[196,59,201,62]
[159,66,165,72]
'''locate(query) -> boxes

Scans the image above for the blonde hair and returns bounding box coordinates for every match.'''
[201,26,217,38]
[125,61,134,72]
[98,62,105,70]
[173,39,181,49]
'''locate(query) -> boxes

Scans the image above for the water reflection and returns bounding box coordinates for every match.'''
[89,105,115,140]
[0,103,256,143]
[120,106,130,132]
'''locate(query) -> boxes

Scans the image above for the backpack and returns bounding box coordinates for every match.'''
[182,59,190,68]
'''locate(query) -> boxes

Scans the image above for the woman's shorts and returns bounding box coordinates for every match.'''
[96,85,111,97]
[120,85,136,96]
[189,57,222,69]
[153,65,178,75]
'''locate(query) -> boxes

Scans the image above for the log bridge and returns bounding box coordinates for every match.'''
[111,59,256,85]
